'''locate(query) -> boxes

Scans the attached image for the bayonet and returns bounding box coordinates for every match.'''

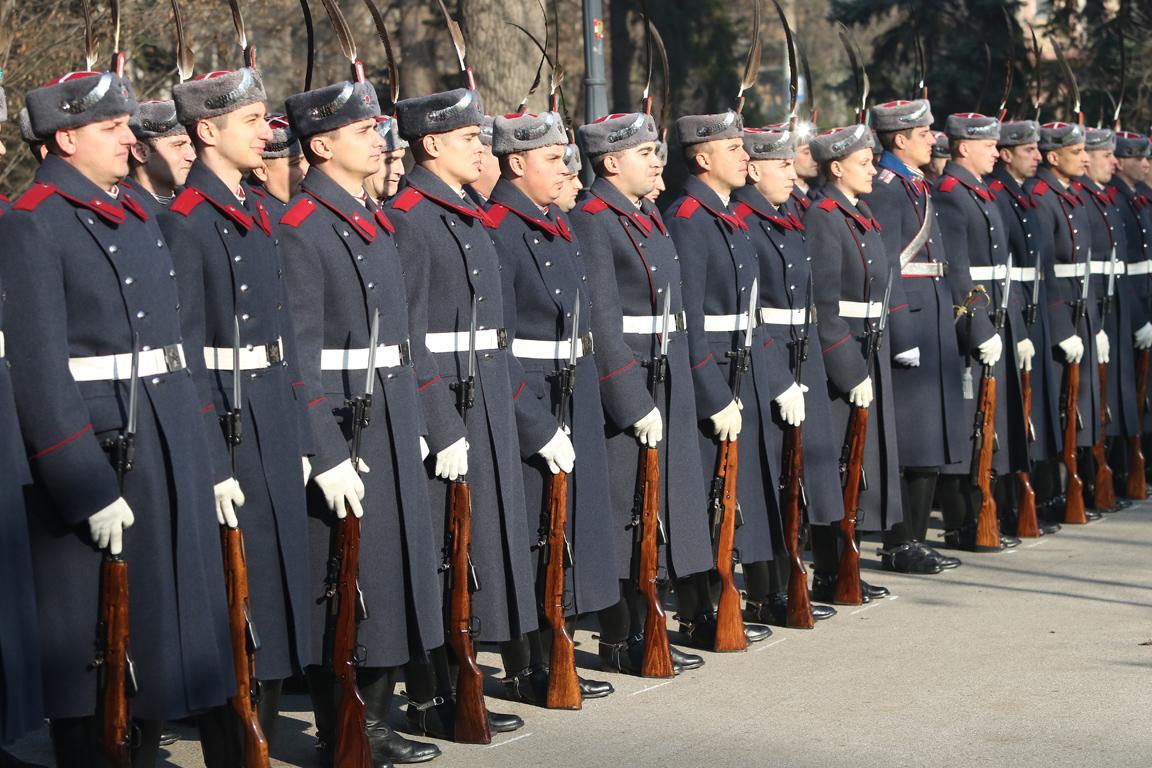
[1028,256,1042,326]
[867,268,894,382]
[995,255,1013,331]
[365,309,380,399]
[453,296,480,424]
[1103,246,1117,317]
[727,278,757,402]
[795,273,813,386]
[648,285,672,402]
[556,291,580,431]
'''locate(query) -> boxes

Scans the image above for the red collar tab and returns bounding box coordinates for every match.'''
[486,199,567,239]
[305,189,377,242]
[391,187,423,212]
[29,181,129,224]
[409,185,492,224]
[685,193,749,231]
[818,196,877,232]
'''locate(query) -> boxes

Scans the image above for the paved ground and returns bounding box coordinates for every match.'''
[7,505,1152,767]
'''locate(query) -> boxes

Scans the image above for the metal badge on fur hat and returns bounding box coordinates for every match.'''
[944,113,1000,141]
[25,70,137,138]
[130,100,187,141]
[743,127,796,161]
[479,114,493,147]
[998,120,1040,148]
[1115,131,1152,159]
[375,115,409,152]
[1085,128,1116,153]
[262,113,301,158]
[1038,122,1086,153]
[871,99,933,132]
[285,79,381,139]
[809,124,872,163]
[173,68,265,126]
[577,112,657,157]
[393,88,485,141]
[563,143,582,175]
[492,111,567,156]
[930,130,949,158]
[677,110,744,147]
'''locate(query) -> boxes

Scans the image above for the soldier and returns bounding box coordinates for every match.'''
[802,124,900,603]
[468,114,499,204]
[646,138,668,203]
[932,113,1029,551]
[122,100,195,214]
[0,67,235,765]
[731,125,838,623]
[987,120,1063,534]
[365,115,408,205]
[554,142,583,213]
[388,87,529,736]
[788,123,819,214]
[865,99,966,573]
[567,112,707,674]
[663,110,780,647]
[157,66,315,762]
[923,131,949,182]
[248,113,307,211]
[484,110,617,701]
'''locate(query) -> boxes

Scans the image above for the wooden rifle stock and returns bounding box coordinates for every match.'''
[1093,361,1116,510]
[635,446,674,677]
[97,553,133,768]
[1062,362,1088,524]
[448,480,491,743]
[332,509,372,767]
[221,527,271,768]
[780,424,814,628]
[711,439,746,652]
[1016,370,1040,538]
[836,405,867,606]
[974,369,1000,550]
[543,471,580,709]
[1128,349,1149,500]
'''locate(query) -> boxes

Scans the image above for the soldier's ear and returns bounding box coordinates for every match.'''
[129,140,150,164]
[746,160,761,183]
[421,133,440,159]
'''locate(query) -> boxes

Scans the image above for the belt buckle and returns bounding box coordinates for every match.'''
[266,341,283,365]
[163,344,183,372]
[580,332,594,357]
[675,311,686,333]
[941,261,950,276]
[399,340,412,367]
[497,328,508,350]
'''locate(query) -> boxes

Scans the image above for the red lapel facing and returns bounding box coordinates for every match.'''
[631,209,652,236]
[253,201,271,236]
[556,216,573,242]
[119,193,150,222]
[374,208,395,234]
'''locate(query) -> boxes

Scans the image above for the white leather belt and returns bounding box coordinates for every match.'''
[425,328,507,354]
[1127,260,1152,276]
[511,333,594,360]
[703,313,753,333]
[969,265,1008,281]
[0,331,5,359]
[205,337,284,370]
[1090,260,1126,275]
[69,343,187,382]
[1010,267,1037,282]
[902,262,947,278]
[757,307,811,326]
[839,300,884,319]
[1053,263,1090,279]
[321,342,411,370]
[622,311,687,335]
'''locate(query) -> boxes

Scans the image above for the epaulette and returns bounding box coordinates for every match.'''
[280,197,317,229]
[13,182,56,212]
[878,169,896,184]
[168,187,208,217]
[1031,180,1050,197]
[0,193,10,204]
[937,176,959,193]
[390,187,423,212]
[483,203,511,229]
[817,198,838,212]
[580,197,609,215]
[675,197,700,219]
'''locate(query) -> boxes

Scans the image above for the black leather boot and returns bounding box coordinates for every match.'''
[743,593,836,626]
[878,543,944,574]
[810,572,871,604]
[256,678,283,749]
[597,634,683,676]
[944,520,1004,553]
[404,696,524,741]
[502,665,549,705]
[913,542,962,569]
[306,664,338,765]
[361,666,440,765]
[195,704,243,768]
[677,612,771,649]
[50,716,162,768]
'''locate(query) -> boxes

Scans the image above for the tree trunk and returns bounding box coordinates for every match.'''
[400,0,440,102]
[609,0,633,112]
[458,0,542,116]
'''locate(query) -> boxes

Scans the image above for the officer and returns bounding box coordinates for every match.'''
[484,110,616,702]
[664,110,779,648]
[568,112,707,674]
[865,99,965,573]
[365,115,408,205]
[248,113,307,211]
[122,100,195,213]
[802,124,900,604]
[388,86,529,738]
[731,125,838,624]
[1,67,234,765]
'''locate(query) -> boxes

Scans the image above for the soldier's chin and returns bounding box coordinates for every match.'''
[111,158,130,180]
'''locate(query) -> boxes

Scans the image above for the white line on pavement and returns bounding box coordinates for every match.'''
[1026,539,1049,548]
[629,680,675,696]
[485,733,533,749]
[753,636,789,653]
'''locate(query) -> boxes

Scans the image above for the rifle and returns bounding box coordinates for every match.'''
[447,297,491,743]
[1016,265,1042,538]
[1128,348,1149,500]
[709,279,755,652]
[327,311,378,767]
[96,336,140,768]
[541,292,580,709]
[632,285,674,677]
[219,317,271,768]
[1091,251,1117,510]
[1062,258,1090,524]
[836,269,892,606]
[780,275,814,628]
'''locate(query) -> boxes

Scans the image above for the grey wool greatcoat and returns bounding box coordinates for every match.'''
[666,176,784,565]
[1133,181,1152,338]
[801,184,903,533]
[1107,177,1152,431]
[158,162,312,680]
[732,184,844,527]
[933,161,1029,476]
[567,177,712,581]
[119,175,170,217]
[1077,177,1139,439]
[279,168,444,666]
[485,178,619,616]
[987,167,1063,462]
[389,165,537,643]
[864,153,967,469]
[0,155,235,720]
[1027,167,1103,447]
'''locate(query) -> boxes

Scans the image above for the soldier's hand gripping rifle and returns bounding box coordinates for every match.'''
[1017,263,1044,537]
[1092,251,1117,510]
[970,260,1012,551]
[541,292,581,709]
[1062,257,1091,524]
[632,285,675,677]
[836,269,893,606]
[447,298,491,743]
[709,280,756,652]
[327,310,378,768]
[220,318,271,768]
[96,336,140,768]
[780,276,815,628]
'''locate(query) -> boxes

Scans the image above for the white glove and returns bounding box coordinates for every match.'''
[1017,339,1036,372]
[632,407,663,448]
[1135,322,1152,350]
[775,382,809,426]
[419,435,430,461]
[435,437,469,481]
[314,458,366,518]
[89,497,135,555]
[848,377,873,409]
[538,428,575,474]
[710,399,743,442]
[302,456,312,484]
[893,347,921,367]
[978,333,1003,366]
[1097,330,1110,365]
[1058,334,1084,364]
[214,477,245,528]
